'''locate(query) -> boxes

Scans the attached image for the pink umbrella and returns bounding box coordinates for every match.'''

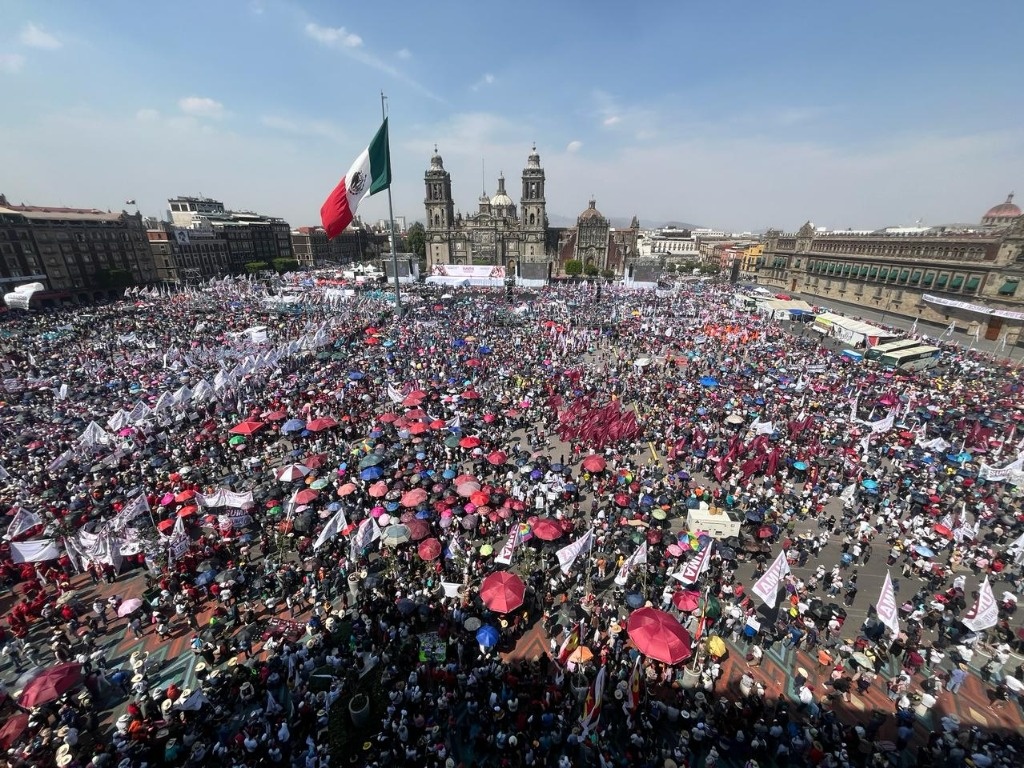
[117,598,144,617]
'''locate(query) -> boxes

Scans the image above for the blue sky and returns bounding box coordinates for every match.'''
[1,0,1022,232]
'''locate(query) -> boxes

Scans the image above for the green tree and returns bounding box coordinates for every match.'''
[406,222,426,259]
[272,258,300,273]
[244,261,270,274]
[564,259,583,277]
[584,263,600,277]
[601,269,615,280]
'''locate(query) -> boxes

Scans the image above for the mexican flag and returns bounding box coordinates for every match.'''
[320,119,391,239]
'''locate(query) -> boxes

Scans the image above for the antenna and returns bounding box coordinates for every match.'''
[482,159,485,196]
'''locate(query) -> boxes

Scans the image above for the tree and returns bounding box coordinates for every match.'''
[406,222,426,259]
[272,258,300,273]
[584,263,600,277]
[244,261,270,274]
[564,259,583,277]
[601,269,615,280]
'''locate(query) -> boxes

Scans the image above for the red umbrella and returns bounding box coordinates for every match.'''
[487,451,508,466]
[174,489,197,502]
[406,519,430,541]
[626,607,692,664]
[454,474,478,485]
[459,436,482,449]
[469,490,491,507]
[418,537,442,561]
[462,389,481,400]
[294,489,319,505]
[408,422,428,435]
[672,589,701,612]
[934,524,953,538]
[402,393,424,407]
[178,505,199,518]
[305,454,328,469]
[18,663,83,708]
[337,482,358,497]
[457,482,481,498]
[581,455,607,473]
[429,419,447,430]
[264,410,288,421]
[229,420,264,436]
[480,571,526,614]
[157,519,176,533]
[306,417,339,432]
[0,713,29,750]
[378,412,398,424]
[614,493,631,507]
[368,481,389,498]
[401,488,428,508]
[531,518,564,541]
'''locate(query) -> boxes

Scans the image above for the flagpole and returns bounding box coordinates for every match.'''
[380,91,403,315]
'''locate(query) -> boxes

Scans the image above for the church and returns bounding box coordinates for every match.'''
[424,146,548,278]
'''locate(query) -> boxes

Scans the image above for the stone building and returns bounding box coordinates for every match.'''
[555,201,639,276]
[424,146,548,277]
[756,195,1024,342]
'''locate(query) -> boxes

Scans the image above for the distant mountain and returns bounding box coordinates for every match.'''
[548,212,701,229]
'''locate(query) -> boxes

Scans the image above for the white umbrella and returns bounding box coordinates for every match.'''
[276,464,311,482]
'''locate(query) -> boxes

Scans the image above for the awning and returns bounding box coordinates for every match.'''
[965,276,980,291]
[935,274,948,287]
[922,272,935,286]
[879,268,889,279]
[950,275,964,289]
[999,279,1020,296]
[910,270,922,283]
[899,270,910,282]
[869,266,878,278]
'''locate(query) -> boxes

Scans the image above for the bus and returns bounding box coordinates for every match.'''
[865,338,920,362]
[876,345,941,371]
[730,293,757,312]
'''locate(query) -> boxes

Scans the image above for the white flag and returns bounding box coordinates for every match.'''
[875,571,900,636]
[869,410,896,435]
[751,550,791,608]
[961,576,999,632]
[614,541,648,586]
[849,395,859,423]
[494,528,519,566]
[556,529,594,575]
[386,383,404,403]
[673,542,712,584]
[313,507,347,550]
[0,463,9,482]
[943,320,955,338]
[840,483,857,505]
[6,508,42,538]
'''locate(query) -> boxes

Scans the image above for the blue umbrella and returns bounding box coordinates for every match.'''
[861,479,878,489]
[914,544,936,558]
[624,592,645,609]
[478,346,492,354]
[360,466,385,481]
[195,570,216,586]
[793,461,808,471]
[442,469,456,479]
[327,502,342,512]
[415,510,430,519]
[699,376,718,388]
[745,509,764,523]
[348,371,364,380]
[530,469,543,480]
[281,419,305,434]
[476,625,499,648]
[453,339,466,348]
[385,501,400,512]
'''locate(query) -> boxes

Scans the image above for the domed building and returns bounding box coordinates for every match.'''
[424,146,548,277]
[555,200,639,276]
[982,193,1021,227]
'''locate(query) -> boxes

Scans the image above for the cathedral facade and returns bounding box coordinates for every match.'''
[424,146,548,276]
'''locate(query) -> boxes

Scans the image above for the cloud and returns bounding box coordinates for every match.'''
[0,53,26,73]
[135,108,160,121]
[178,96,225,119]
[566,140,583,154]
[602,115,621,127]
[304,19,440,102]
[304,22,362,48]
[19,23,61,50]
[396,48,412,60]
[260,114,345,142]
[471,73,496,91]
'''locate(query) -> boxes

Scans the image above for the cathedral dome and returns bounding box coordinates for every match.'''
[578,199,605,222]
[526,144,541,169]
[490,174,514,209]
[982,193,1020,223]
[429,145,444,171]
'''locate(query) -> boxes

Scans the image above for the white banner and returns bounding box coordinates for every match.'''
[614,541,648,586]
[923,293,1024,321]
[313,508,347,550]
[6,508,42,538]
[673,542,712,585]
[869,410,896,435]
[430,264,506,279]
[979,452,1024,482]
[494,528,519,566]
[751,550,791,608]
[556,529,594,575]
[876,571,900,636]
[10,538,60,563]
[196,489,254,509]
[111,493,150,531]
[962,576,1000,632]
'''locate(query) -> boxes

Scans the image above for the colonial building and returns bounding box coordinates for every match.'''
[0,193,157,304]
[424,146,548,275]
[167,196,292,272]
[757,195,1024,342]
[555,201,639,277]
[147,223,231,284]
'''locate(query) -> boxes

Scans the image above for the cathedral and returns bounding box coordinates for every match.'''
[424,146,548,276]
[423,145,639,279]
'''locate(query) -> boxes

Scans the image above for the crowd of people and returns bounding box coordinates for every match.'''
[0,274,1022,768]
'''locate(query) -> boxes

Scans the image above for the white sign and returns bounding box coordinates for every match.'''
[430,264,506,279]
[751,550,790,608]
[876,571,900,636]
[962,576,1000,632]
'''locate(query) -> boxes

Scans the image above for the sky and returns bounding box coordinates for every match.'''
[1,0,1023,233]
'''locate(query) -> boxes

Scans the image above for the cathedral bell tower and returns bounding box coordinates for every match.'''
[424,146,454,266]
[520,145,546,258]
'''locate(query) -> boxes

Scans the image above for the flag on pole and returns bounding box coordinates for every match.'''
[943,320,955,338]
[320,119,392,239]
[614,541,648,585]
[557,621,582,666]
[556,529,594,575]
[673,542,712,584]
[875,571,900,636]
[910,316,918,334]
[623,656,642,723]
[313,507,347,550]
[494,527,519,566]
[751,550,791,608]
[579,665,607,737]
[386,383,404,403]
[961,576,1000,631]
[6,508,42,538]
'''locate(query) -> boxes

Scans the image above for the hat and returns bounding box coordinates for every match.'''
[161,699,174,713]
[131,673,145,684]
[227,657,239,667]
[609,621,623,634]
[56,754,73,767]
[194,662,207,673]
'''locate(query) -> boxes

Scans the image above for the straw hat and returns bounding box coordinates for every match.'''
[194,662,208,673]
[161,699,174,714]
[131,673,145,684]
[227,657,239,667]
[609,620,623,634]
